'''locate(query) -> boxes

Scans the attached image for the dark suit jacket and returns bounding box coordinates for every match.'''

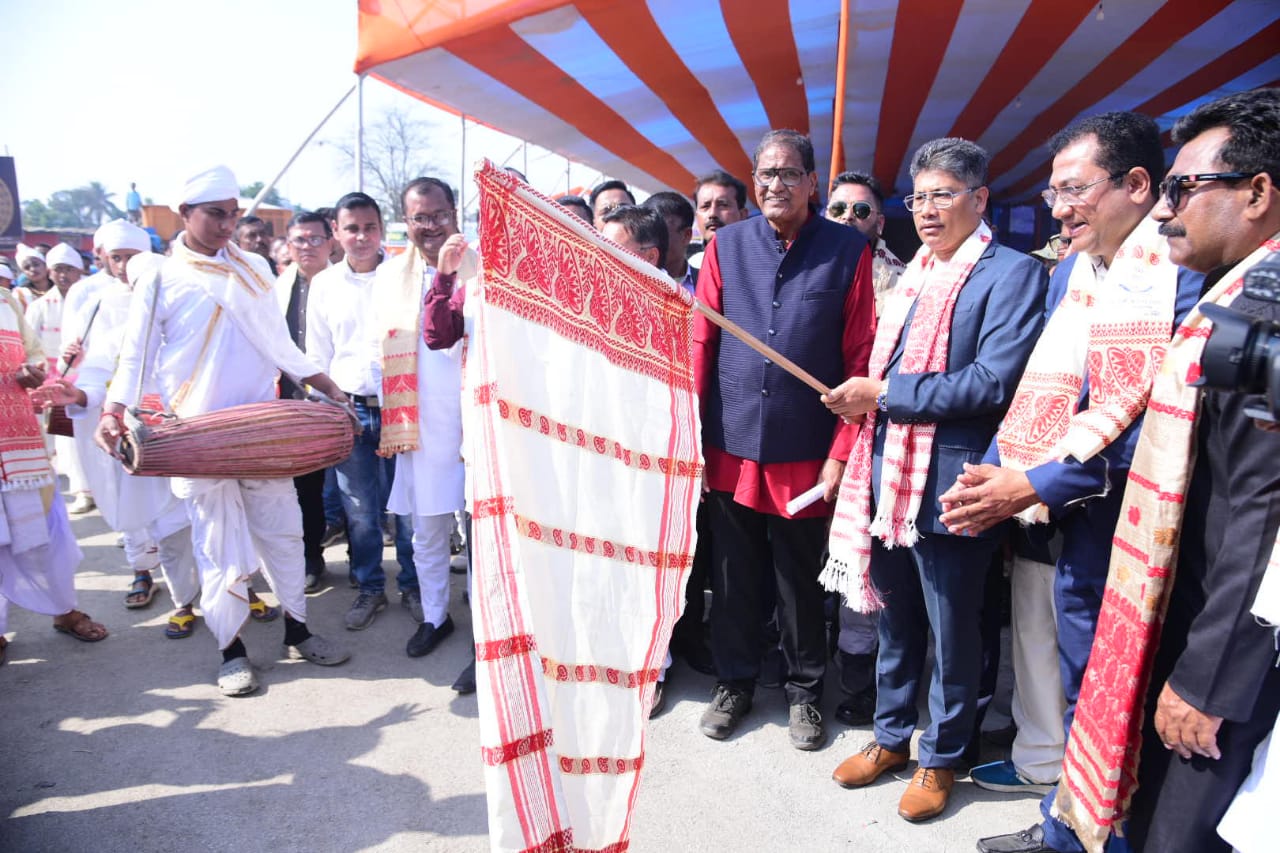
[872,238,1048,538]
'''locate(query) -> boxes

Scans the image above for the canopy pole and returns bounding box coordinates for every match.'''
[460,114,468,225]
[246,83,356,216]
[356,74,365,193]
[828,0,851,191]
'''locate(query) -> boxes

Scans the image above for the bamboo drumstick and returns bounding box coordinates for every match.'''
[693,300,832,396]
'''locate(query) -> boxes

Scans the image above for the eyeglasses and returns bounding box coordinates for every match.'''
[827,201,873,220]
[1048,234,1071,253]
[595,201,626,216]
[753,168,807,188]
[289,235,328,248]
[196,204,242,222]
[1040,173,1124,208]
[903,188,977,212]
[1159,171,1257,211]
[408,211,455,228]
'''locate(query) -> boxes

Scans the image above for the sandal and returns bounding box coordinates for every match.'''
[0,635,8,666]
[248,596,280,623]
[124,572,159,609]
[52,610,109,642]
[165,606,197,639]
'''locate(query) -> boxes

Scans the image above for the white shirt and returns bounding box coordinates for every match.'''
[306,258,383,396]
[62,270,113,349]
[23,286,65,365]
[109,241,316,417]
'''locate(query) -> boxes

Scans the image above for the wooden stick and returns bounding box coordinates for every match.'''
[693,300,832,396]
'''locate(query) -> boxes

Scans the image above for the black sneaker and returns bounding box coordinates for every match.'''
[834,683,877,727]
[649,680,668,719]
[320,521,347,549]
[789,702,826,750]
[451,658,476,694]
[699,684,752,740]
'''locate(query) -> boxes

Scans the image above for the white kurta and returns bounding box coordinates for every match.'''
[108,240,321,647]
[383,265,466,627]
[66,278,199,606]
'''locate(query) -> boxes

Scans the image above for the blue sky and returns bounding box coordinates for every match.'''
[0,0,600,216]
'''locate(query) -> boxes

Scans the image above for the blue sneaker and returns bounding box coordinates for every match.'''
[970,760,1055,795]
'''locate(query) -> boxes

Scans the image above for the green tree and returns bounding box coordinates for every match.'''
[329,108,445,221]
[241,182,289,208]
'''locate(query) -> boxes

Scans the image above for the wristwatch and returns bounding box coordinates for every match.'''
[875,380,889,413]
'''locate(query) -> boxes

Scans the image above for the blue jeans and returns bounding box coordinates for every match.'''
[334,400,413,595]
[323,467,345,527]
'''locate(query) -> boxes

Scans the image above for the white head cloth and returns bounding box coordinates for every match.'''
[99,219,152,253]
[15,244,40,264]
[46,243,84,270]
[179,165,239,207]
[125,251,165,286]
[0,263,13,281]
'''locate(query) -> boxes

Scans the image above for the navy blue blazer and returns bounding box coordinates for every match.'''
[871,239,1049,539]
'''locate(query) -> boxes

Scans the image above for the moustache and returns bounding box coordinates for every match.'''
[1157,222,1186,239]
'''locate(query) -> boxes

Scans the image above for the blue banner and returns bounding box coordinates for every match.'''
[0,157,20,251]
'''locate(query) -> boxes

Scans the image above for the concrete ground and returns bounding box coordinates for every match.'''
[1,498,1043,852]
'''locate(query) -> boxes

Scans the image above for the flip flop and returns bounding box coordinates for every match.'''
[165,607,196,639]
[52,610,109,642]
[248,598,280,623]
[124,573,159,609]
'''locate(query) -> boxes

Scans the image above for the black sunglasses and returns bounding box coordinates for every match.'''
[1160,171,1256,210]
[827,200,873,220]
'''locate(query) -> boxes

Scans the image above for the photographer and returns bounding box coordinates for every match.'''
[1058,88,1280,853]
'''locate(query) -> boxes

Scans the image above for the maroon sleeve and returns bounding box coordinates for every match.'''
[423,270,465,350]
[829,246,877,461]
[692,239,722,418]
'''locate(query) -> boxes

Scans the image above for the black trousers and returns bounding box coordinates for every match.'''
[707,491,829,706]
[294,467,326,572]
[673,500,712,643]
[1127,660,1280,852]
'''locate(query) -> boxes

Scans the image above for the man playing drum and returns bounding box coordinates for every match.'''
[95,165,354,696]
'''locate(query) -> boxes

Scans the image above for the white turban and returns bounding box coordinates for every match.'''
[0,264,13,281]
[15,244,40,264]
[179,165,240,207]
[98,219,152,253]
[46,243,84,270]
[125,251,165,286]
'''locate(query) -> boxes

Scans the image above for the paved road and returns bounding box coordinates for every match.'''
[1,501,1042,852]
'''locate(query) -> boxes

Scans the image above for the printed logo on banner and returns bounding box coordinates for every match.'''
[0,158,21,251]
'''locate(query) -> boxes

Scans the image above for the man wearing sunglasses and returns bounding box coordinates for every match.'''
[826,171,905,316]
[949,111,1204,853]
[1101,87,1280,853]
[694,129,876,752]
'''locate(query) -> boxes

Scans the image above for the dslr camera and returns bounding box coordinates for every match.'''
[1199,251,1280,423]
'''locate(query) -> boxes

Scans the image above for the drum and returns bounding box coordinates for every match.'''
[120,399,355,479]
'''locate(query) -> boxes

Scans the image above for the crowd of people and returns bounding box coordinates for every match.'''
[0,86,1277,853]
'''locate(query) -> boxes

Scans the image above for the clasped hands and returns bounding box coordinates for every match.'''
[937,463,1040,536]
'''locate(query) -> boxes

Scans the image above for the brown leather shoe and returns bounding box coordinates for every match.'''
[897,766,955,822]
[832,741,910,788]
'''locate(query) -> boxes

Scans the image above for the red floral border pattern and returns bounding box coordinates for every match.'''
[513,513,692,572]
[482,728,554,766]
[490,395,701,479]
[539,655,660,689]
[476,168,694,392]
[558,755,644,776]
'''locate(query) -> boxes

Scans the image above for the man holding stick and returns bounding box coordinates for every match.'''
[693,129,876,751]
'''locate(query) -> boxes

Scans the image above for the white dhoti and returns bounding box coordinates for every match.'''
[1009,555,1067,783]
[0,489,82,634]
[183,477,306,648]
[54,433,90,495]
[151,502,200,608]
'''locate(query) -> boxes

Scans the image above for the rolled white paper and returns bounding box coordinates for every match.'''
[785,481,827,516]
